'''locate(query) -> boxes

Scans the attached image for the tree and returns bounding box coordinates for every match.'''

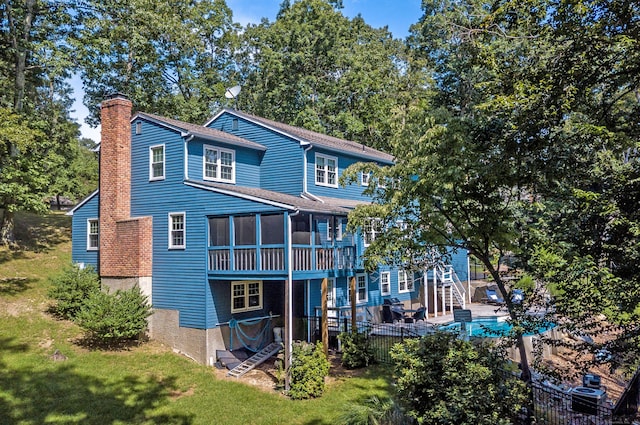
[74,0,240,126]
[346,0,640,383]
[0,0,80,244]
[238,0,418,151]
[390,332,527,425]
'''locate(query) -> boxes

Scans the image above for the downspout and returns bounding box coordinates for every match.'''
[285,208,300,391]
[183,132,193,181]
[301,143,324,203]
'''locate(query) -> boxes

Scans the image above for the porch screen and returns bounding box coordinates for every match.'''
[291,213,311,244]
[234,215,256,245]
[261,214,284,244]
[209,217,229,246]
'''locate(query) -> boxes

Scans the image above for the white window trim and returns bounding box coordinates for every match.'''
[398,270,413,293]
[363,218,380,247]
[231,281,263,313]
[315,153,338,188]
[380,271,391,296]
[149,144,165,181]
[361,171,371,186]
[168,212,186,249]
[203,144,236,183]
[327,217,343,241]
[86,218,99,251]
[349,274,368,304]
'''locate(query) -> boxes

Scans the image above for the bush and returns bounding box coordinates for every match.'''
[390,332,528,425]
[48,265,100,320]
[339,331,375,368]
[76,286,152,343]
[288,341,330,400]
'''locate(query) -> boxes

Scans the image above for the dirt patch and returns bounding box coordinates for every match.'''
[212,351,366,394]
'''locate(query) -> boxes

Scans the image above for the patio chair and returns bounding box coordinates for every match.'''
[484,288,505,305]
[511,289,524,304]
[412,307,427,322]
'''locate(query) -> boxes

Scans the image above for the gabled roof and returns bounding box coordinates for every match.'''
[134,112,267,152]
[66,189,99,216]
[206,108,395,164]
[184,180,351,215]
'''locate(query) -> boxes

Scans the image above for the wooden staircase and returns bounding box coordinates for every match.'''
[227,342,282,378]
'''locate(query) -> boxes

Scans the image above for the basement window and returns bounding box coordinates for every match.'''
[231,281,262,313]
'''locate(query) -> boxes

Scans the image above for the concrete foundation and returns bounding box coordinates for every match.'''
[149,308,229,365]
[101,276,151,294]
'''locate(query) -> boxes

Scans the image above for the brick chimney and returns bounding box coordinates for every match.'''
[99,94,153,284]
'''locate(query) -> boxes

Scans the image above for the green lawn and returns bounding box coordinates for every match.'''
[0,212,392,425]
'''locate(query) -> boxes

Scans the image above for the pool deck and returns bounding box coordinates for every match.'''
[426,302,509,326]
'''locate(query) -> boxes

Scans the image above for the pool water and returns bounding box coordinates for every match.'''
[439,316,554,338]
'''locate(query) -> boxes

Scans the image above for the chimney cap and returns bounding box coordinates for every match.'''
[105,92,129,101]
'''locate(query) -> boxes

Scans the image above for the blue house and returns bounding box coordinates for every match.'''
[69,94,469,365]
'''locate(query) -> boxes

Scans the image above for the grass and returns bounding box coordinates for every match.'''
[0,211,392,424]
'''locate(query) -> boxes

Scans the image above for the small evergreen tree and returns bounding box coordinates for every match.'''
[48,265,100,320]
[76,287,151,343]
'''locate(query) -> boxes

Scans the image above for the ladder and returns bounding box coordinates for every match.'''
[227,342,282,378]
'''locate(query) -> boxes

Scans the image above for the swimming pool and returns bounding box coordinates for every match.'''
[439,316,555,338]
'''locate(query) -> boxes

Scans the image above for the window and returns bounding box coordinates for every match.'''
[315,153,338,187]
[231,281,262,313]
[327,217,342,241]
[234,215,256,245]
[150,145,165,180]
[261,214,284,244]
[204,145,235,183]
[363,218,380,247]
[380,271,391,295]
[398,270,414,293]
[135,121,142,135]
[209,217,230,246]
[169,212,185,249]
[361,171,371,186]
[87,219,99,250]
[349,274,368,304]
[232,118,239,130]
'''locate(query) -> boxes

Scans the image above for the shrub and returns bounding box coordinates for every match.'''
[390,332,528,425]
[48,265,100,320]
[76,286,152,343]
[339,331,375,368]
[288,341,330,400]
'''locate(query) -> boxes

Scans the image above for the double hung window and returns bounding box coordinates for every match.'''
[204,145,235,183]
[169,212,185,249]
[87,219,99,250]
[315,153,337,187]
[398,270,413,293]
[150,145,165,180]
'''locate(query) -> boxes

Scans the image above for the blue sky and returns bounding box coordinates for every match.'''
[71,0,424,141]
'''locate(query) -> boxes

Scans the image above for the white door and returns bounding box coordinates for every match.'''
[327,278,337,319]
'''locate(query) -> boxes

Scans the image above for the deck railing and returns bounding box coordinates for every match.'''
[209,245,356,272]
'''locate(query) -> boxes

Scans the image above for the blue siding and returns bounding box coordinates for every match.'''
[70,193,99,269]
[187,138,262,187]
[130,119,289,328]
[207,113,304,196]
[306,148,377,201]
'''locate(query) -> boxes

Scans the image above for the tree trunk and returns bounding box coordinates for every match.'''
[0,209,16,246]
[11,0,37,113]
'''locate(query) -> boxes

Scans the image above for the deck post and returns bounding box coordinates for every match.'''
[433,268,438,318]
[350,276,357,332]
[321,277,328,356]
